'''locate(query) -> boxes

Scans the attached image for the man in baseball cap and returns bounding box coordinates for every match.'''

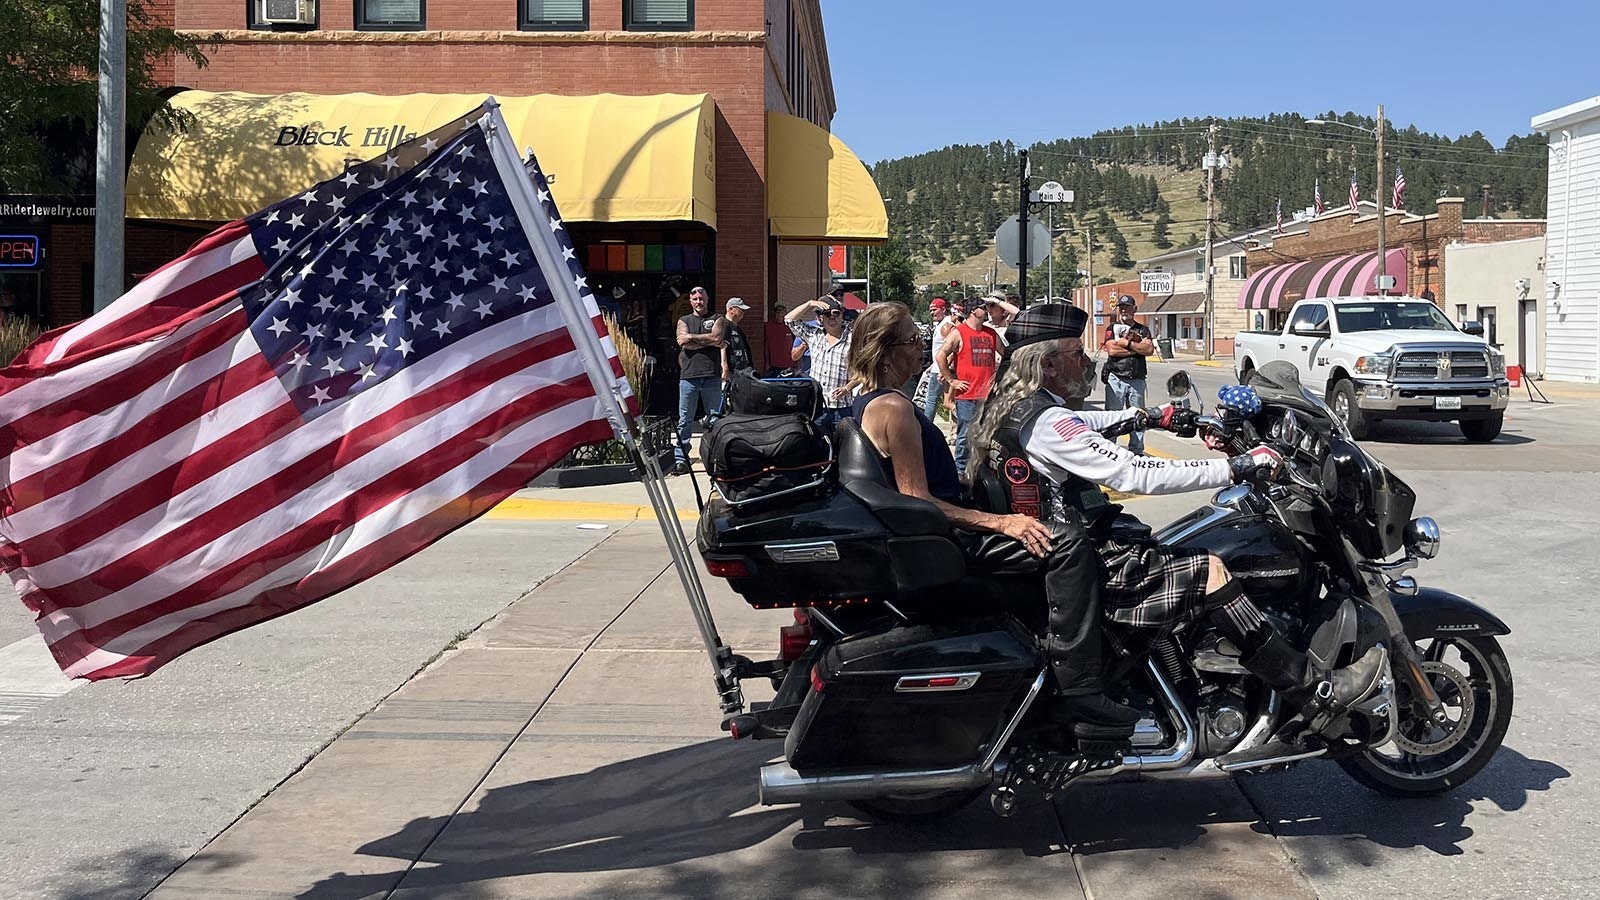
[721,297,754,382]
[920,297,957,421]
[1101,295,1155,453]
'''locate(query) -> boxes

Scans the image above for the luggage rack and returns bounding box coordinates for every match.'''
[711,450,836,511]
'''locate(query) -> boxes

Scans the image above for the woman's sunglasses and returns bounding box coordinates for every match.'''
[821,309,845,318]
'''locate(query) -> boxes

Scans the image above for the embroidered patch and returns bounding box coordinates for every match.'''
[1004,457,1032,484]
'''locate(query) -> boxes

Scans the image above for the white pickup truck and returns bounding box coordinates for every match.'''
[1234,297,1510,441]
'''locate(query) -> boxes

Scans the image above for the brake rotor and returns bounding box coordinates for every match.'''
[1393,660,1476,755]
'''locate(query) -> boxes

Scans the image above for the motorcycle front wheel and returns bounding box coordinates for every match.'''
[1339,635,1513,797]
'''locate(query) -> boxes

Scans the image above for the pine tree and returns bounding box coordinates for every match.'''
[1152,212,1172,249]
[1110,231,1132,268]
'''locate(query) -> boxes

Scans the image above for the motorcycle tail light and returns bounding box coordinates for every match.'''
[779,611,813,662]
[809,662,827,694]
[705,557,750,579]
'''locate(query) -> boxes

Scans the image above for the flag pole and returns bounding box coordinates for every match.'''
[479,100,744,716]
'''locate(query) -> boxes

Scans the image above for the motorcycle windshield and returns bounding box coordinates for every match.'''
[1248,361,1348,438]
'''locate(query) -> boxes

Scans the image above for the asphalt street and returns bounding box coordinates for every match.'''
[1,362,1595,899]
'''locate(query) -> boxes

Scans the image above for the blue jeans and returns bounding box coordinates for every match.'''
[921,372,946,422]
[1105,372,1147,454]
[953,398,985,473]
[676,376,724,463]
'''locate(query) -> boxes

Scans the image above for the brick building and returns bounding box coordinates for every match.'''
[1,1,886,412]
[1241,198,1544,334]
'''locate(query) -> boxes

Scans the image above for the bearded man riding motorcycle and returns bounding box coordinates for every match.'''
[968,303,1386,747]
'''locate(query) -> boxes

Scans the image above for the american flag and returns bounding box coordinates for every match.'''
[1275,199,1284,234]
[1349,171,1360,213]
[1392,165,1407,210]
[1314,178,1325,215]
[1,104,630,680]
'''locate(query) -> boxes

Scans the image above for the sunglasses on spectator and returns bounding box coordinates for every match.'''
[821,309,844,318]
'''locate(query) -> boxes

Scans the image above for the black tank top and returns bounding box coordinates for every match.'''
[848,389,962,504]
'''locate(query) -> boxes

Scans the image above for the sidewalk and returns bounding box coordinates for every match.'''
[142,517,1315,900]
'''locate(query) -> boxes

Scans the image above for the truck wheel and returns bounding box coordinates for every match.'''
[1330,380,1370,440]
[1237,364,1255,385]
[1460,413,1504,442]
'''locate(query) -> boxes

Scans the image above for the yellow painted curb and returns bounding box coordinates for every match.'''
[1191,360,1229,368]
[486,497,701,521]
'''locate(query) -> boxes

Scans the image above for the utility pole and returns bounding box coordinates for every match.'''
[1203,122,1218,360]
[1084,226,1093,315]
[94,0,127,311]
[1017,150,1031,305]
[1376,103,1387,296]
[1482,184,1492,218]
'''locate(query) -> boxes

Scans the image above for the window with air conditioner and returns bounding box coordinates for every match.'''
[522,0,586,29]
[257,0,316,25]
[625,0,692,30]
[356,0,423,30]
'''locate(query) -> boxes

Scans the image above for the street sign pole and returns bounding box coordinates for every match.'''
[1047,204,1054,299]
[1018,150,1030,306]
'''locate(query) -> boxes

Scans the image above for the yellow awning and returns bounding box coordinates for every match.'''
[766,112,887,245]
[127,91,718,228]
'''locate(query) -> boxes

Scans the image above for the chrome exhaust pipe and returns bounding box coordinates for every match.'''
[758,761,997,805]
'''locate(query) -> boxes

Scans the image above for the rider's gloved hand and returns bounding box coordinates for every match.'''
[1140,404,1200,437]
[1228,446,1285,483]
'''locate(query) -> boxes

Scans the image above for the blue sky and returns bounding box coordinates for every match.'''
[822,0,1599,164]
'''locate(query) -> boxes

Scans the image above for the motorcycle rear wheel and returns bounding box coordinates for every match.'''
[1338,635,1512,797]
[849,787,986,820]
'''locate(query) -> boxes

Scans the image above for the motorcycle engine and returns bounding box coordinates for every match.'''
[1196,682,1251,757]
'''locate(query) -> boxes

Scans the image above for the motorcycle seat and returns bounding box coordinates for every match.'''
[834,419,951,537]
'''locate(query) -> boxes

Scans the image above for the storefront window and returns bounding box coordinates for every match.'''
[356,0,424,29]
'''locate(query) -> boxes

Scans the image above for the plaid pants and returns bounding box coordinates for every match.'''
[1093,516,1212,658]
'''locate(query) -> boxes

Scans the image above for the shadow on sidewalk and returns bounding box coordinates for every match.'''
[298,739,1065,900]
[1238,745,1569,867]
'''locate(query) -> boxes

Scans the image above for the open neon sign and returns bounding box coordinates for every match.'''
[0,234,40,268]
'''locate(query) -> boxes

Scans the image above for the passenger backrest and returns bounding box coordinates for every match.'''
[834,418,890,486]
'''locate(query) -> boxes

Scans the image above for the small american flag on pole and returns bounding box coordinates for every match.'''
[1349,171,1360,213]
[2,102,632,680]
[1392,165,1407,210]
[1314,178,1325,216]
[1275,198,1284,234]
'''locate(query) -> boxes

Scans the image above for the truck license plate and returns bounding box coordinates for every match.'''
[1434,396,1463,410]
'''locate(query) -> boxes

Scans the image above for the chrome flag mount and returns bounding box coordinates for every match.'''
[0,101,632,680]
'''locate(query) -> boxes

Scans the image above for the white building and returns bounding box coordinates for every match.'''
[1532,96,1600,383]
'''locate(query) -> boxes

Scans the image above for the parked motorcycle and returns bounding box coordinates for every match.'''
[691,361,1512,818]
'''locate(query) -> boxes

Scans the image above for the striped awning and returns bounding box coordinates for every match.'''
[1238,249,1407,309]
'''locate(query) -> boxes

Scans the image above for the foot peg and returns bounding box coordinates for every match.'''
[991,744,1122,816]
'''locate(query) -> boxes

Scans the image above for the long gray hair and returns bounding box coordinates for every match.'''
[965,342,1063,482]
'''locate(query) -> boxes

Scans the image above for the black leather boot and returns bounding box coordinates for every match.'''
[1243,632,1387,724]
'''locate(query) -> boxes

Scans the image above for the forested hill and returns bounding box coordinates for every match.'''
[871,113,1548,280]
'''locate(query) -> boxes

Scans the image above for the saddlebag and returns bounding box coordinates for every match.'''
[785,617,1042,771]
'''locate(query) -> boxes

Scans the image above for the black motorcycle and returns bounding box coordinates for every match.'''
[690,361,1512,818]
